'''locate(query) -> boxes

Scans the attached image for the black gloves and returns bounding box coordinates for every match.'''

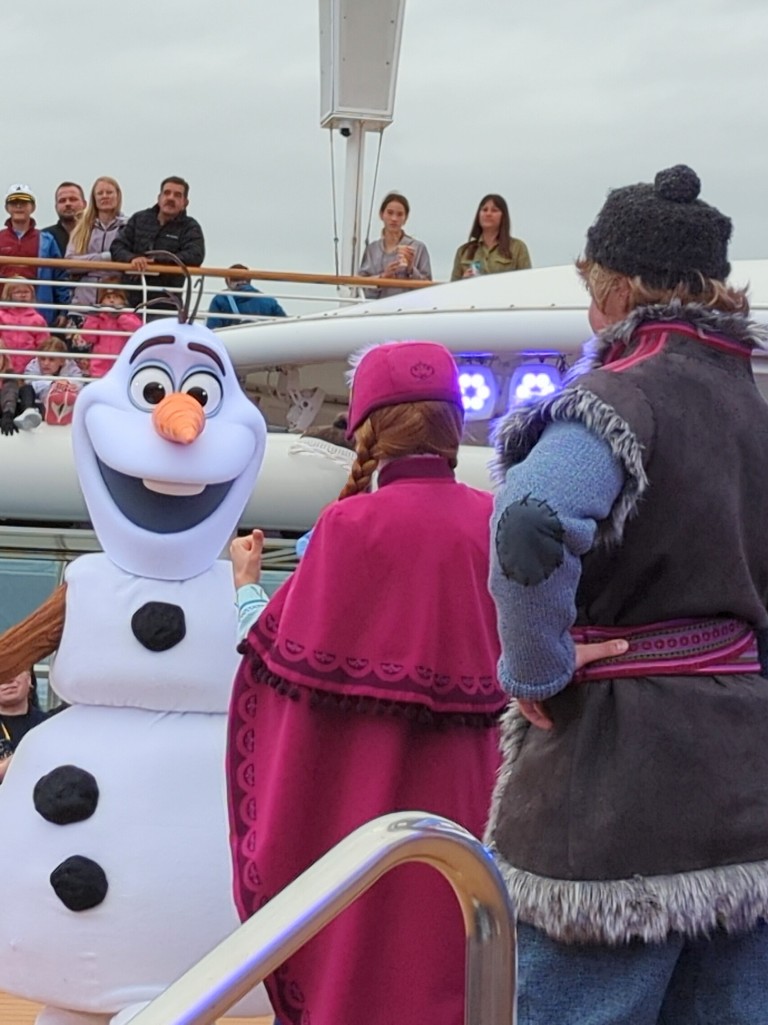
[0,412,18,436]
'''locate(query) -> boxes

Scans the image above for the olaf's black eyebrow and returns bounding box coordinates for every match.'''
[129,336,176,363]
[188,342,226,375]
[128,336,225,376]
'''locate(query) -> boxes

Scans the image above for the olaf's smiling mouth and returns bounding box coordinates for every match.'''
[98,459,233,534]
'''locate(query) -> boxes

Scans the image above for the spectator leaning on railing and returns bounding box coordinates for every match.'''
[110,175,205,314]
[43,181,86,261]
[358,191,432,299]
[0,184,70,326]
[450,193,531,280]
[66,176,127,321]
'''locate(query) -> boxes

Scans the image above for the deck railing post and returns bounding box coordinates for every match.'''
[127,811,516,1025]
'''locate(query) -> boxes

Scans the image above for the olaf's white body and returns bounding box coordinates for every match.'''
[0,321,270,1025]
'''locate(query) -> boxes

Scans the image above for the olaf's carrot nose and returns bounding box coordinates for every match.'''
[152,392,206,444]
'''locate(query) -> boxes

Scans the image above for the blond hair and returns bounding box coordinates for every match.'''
[69,176,123,256]
[576,257,749,315]
[1,276,35,302]
[338,400,463,500]
[0,342,10,374]
[36,336,68,354]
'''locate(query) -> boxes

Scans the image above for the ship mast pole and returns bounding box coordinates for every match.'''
[338,121,366,281]
[319,0,406,278]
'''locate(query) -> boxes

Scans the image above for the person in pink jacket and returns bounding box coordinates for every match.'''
[0,278,47,374]
[78,285,142,378]
[228,341,508,1025]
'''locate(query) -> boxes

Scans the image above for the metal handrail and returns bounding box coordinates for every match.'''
[128,811,517,1025]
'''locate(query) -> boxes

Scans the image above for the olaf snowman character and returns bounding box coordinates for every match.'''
[0,261,273,1025]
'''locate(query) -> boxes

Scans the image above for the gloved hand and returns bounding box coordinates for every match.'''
[0,411,18,436]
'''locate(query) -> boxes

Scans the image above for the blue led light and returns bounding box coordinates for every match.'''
[457,365,498,420]
[508,363,562,405]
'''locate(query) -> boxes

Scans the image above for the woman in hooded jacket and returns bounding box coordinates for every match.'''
[66,176,127,318]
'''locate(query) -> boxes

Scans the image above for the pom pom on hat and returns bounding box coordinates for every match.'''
[585,164,731,291]
[654,165,701,204]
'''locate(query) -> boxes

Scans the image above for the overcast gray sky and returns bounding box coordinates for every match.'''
[7,0,768,288]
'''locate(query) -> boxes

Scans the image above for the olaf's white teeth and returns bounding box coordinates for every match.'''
[142,479,205,497]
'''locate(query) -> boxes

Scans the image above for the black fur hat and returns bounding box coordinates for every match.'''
[585,165,732,290]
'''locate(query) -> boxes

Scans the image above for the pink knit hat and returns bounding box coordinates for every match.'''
[345,340,463,438]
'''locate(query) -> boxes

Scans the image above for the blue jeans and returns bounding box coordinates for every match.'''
[517,920,768,1025]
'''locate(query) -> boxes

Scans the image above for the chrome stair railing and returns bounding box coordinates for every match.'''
[128,811,517,1025]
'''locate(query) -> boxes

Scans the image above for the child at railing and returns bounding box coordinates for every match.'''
[24,337,82,426]
[0,344,16,434]
[0,277,47,374]
[76,285,142,378]
[0,342,40,435]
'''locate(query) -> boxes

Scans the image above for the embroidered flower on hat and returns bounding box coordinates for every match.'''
[410,360,435,380]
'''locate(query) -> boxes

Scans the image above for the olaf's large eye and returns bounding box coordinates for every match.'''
[180,371,223,415]
[129,365,174,411]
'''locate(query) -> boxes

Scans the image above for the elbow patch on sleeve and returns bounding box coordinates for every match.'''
[495,495,564,586]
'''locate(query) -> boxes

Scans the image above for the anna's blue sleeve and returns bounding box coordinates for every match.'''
[236,583,269,641]
[490,419,624,699]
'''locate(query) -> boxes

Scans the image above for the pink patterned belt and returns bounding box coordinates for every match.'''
[571,617,761,681]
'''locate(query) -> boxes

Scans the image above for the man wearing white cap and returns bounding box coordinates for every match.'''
[0,184,70,326]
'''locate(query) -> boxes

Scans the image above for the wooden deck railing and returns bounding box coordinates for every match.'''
[0,254,436,292]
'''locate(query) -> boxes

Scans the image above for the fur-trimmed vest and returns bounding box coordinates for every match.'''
[486,302,768,945]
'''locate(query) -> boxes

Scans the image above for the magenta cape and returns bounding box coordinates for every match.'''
[244,457,505,717]
[227,458,506,1025]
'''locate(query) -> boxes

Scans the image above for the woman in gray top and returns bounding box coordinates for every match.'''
[358,191,432,299]
[66,176,127,313]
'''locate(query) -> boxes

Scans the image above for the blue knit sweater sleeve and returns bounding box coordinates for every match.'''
[490,419,624,699]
